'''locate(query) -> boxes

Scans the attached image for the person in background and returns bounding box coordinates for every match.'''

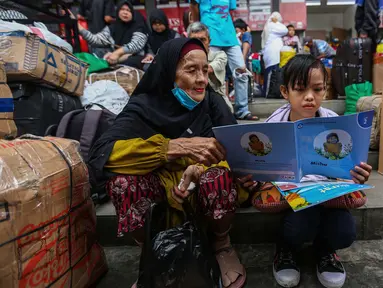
[77,0,115,33]
[304,36,336,60]
[182,10,193,37]
[283,24,302,53]
[355,0,380,51]
[330,37,340,51]
[88,38,247,288]
[188,22,233,112]
[234,18,253,70]
[78,0,148,69]
[142,9,180,64]
[261,12,288,98]
[190,0,259,121]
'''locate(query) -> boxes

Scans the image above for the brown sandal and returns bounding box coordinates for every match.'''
[215,247,247,288]
[237,113,260,121]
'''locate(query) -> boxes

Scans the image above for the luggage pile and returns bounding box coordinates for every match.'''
[0,29,87,137]
[0,136,108,287]
[0,63,16,139]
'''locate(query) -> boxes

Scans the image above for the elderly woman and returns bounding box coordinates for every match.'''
[78,0,148,69]
[261,12,288,97]
[89,38,247,288]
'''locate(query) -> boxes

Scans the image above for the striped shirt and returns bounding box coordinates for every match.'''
[80,26,148,55]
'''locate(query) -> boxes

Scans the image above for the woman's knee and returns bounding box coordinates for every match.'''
[198,167,238,219]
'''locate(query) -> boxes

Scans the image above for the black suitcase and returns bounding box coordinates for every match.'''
[11,83,82,136]
[332,38,373,96]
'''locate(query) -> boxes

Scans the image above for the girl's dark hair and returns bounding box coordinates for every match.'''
[286,24,295,29]
[283,54,328,90]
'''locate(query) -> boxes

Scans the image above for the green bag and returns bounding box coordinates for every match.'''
[75,52,109,75]
[344,82,373,115]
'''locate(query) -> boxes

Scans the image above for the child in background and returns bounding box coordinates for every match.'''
[234,18,253,70]
[283,24,302,53]
[265,54,372,288]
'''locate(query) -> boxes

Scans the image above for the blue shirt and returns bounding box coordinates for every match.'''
[195,0,239,47]
[241,31,252,57]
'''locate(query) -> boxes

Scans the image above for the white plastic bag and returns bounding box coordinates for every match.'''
[82,80,130,115]
[0,20,73,53]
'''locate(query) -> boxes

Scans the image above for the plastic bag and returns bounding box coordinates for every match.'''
[138,201,221,288]
[81,80,129,115]
[75,52,110,74]
[280,46,296,68]
[0,20,73,53]
[345,81,373,115]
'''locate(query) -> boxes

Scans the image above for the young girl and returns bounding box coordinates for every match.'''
[266,54,372,288]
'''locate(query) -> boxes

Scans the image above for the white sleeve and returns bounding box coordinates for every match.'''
[269,22,288,37]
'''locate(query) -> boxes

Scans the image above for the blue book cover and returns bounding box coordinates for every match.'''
[213,111,374,182]
[273,180,374,211]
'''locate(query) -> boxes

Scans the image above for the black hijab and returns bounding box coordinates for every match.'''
[109,0,147,46]
[89,38,236,174]
[148,9,177,54]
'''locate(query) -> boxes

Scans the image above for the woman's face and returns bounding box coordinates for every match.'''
[175,50,208,102]
[119,5,133,22]
[152,20,167,33]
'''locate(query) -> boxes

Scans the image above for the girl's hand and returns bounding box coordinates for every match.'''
[141,54,154,63]
[171,165,203,204]
[350,162,372,184]
[236,174,259,192]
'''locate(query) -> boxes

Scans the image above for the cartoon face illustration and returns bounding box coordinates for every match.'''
[249,134,264,152]
[323,132,342,157]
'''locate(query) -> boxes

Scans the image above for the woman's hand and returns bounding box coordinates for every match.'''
[167,137,226,167]
[142,54,154,63]
[236,174,259,192]
[171,165,203,203]
[106,48,125,65]
[350,162,372,184]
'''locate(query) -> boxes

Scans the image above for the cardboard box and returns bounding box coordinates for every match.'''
[0,137,108,288]
[373,53,383,94]
[0,31,88,97]
[0,63,16,139]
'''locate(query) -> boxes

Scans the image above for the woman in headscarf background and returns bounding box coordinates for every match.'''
[89,38,248,288]
[261,12,288,97]
[141,8,180,64]
[78,0,148,69]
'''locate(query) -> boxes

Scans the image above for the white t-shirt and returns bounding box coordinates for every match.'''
[263,22,288,69]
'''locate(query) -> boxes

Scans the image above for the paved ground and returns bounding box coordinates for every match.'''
[97,240,383,288]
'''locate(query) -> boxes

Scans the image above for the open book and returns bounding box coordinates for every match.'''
[213,111,374,182]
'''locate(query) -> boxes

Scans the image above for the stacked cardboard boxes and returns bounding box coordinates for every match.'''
[0,62,17,138]
[0,137,108,287]
[0,31,88,97]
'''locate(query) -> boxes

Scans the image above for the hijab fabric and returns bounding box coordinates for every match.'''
[109,0,147,46]
[89,38,236,174]
[261,12,283,49]
[149,9,177,54]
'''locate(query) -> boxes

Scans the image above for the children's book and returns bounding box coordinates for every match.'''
[213,111,374,182]
[273,180,373,211]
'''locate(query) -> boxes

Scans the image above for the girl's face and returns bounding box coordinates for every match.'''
[152,20,166,33]
[281,68,326,121]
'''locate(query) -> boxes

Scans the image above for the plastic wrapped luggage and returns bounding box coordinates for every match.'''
[11,83,82,136]
[332,38,373,96]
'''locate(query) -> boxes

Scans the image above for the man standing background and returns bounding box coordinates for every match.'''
[190,0,259,120]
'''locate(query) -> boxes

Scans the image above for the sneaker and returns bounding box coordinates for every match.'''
[316,253,346,288]
[273,247,300,287]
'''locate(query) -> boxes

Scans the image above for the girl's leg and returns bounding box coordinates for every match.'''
[198,167,246,288]
[314,208,356,288]
[274,206,321,287]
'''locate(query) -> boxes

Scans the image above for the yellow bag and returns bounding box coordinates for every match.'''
[377,43,383,53]
[280,46,296,68]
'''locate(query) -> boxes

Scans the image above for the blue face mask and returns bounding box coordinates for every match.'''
[171,83,200,111]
